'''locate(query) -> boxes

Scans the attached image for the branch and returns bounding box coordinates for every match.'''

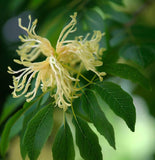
[125,0,155,27]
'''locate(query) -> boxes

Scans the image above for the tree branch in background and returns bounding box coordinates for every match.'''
[125,0,155,27]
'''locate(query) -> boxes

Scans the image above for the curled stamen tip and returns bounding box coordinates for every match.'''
[26,98,32,102]
[18,35,22,39]
[13,59,19,63]
[28,14,31,20]
[33,19,38,25]
[7,67,14,74]
[100,72,106,76]
[71,12,77,18]
[98,72,106,81]
[13,59,23,64]
[8,66,12,70]
[74,12,77,17]
[18,18,22,25]
[18,18,21,21]
[9,85,14,89]
[7,71,12,74]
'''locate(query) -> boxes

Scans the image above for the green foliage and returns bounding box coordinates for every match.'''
[101,4,130,24]
[91,82,136,132]
[52,119,75,160]
[20,110,36,159]
[82,89,116,149]
[120,43,155,67]
[131,26,155,42]
[103,63,151,89]
[0,95,25,125]
[0,101,35,156]
[22,103,53,160]
[108,0,124,5]
[72,98,91,122]
[0,0,154,160]
[73,117,102,160]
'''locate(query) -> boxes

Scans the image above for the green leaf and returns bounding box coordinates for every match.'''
[73,117,102,160]
[110,29,127,47]
[72,97,91,122]
[103,63,151,89]
[20,112,34,160]
[84,9,107,48]
[52,119,75,160]
[20,94,52,160]
[40,8,66,46]
[109,0,124,5]
[0,101,34,156]
[92,82,136,132]
[102,48,119,64]
[28,0,45,9]
[84,9,105,31]
[81,90,115,149]
[20,101,41,160]
[131,26,155,42]
[119,43,155,67]
[9,115,24,140]
[0,95,25,125]
[0,109,24,156]
[23,103,53,160]
[101,4,130,24]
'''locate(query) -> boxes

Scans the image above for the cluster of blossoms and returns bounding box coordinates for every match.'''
[8,13,106,111]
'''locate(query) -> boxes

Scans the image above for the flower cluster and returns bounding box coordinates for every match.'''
[8,13,106,110]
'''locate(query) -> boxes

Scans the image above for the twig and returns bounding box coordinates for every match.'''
[125,0,155,27]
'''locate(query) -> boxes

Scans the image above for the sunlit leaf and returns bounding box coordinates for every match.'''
[73,117,102,160]
[81,90,116,149]
[92,82,136,132]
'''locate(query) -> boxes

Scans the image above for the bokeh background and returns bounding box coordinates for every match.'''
[0,0,155,160]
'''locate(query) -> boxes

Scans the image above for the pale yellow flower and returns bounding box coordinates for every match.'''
[56,13,106,80]
[8,13,106,110]
[17,15,55,61]
[8,56,77,110]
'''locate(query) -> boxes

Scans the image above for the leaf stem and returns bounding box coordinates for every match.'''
[62,64,92,83]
